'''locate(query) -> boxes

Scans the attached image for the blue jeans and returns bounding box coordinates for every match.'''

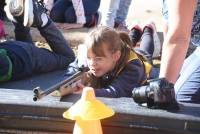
[162,0,200,103]
[175,47,200,103]
[191,0,200,46]
[115,0,132,25]
[99,0,131,27]
[162,0,168,24]
[99,0,120,27]
[133,27,159,79]
[50,0,100,26]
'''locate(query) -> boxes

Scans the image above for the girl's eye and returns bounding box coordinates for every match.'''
[95,57,103,62]
[87,57,104,64]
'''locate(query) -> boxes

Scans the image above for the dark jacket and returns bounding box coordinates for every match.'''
[94,50,159,98]
[95,59,147,97]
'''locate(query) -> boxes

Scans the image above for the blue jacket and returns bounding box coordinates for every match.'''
[94,51,159,98]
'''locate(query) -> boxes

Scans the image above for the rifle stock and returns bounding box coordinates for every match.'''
[33,67,88,101]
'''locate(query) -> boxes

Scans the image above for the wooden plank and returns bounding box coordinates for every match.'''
[0,129,70,134]
[0,88,200,134]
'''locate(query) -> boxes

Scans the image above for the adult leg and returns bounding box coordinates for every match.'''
[99,0,120,27]
[162,0,169,39]
[64,0,100,26]
[115,0,132,25]
[50,0,72,22]
[82,0,100,26]
[64,6,76,23]
[175,47,200,103]
[14,22,33,43]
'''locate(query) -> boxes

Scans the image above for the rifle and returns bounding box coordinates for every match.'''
[33,67,88,101]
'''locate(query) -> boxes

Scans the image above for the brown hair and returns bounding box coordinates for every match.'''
[84,26,134,88]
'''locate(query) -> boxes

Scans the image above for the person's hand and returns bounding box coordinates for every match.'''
[58,81,85,96]
[73,82,85,94]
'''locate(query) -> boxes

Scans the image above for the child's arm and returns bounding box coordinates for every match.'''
[94,60,146,98]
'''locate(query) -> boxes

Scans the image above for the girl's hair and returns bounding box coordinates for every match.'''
[84,26,134,88]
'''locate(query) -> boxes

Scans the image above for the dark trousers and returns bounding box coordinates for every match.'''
[50,0,100,26]
[0,0,6,20]
[11,21,75,79]
[131,27,154,62]
[130,27,159,79]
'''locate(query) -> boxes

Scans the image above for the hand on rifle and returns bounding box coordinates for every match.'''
[73,83,85,94]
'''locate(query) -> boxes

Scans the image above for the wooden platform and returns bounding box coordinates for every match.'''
[0,87,200,134]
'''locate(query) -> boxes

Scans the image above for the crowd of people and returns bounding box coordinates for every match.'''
[0,0,199,105]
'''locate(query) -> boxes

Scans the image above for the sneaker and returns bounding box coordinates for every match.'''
[85,11,101,28]
[143,21,161,58]
[129,24,143,47]
[7,0,48,27]
[114,22,129,32]
[32,0,48,27]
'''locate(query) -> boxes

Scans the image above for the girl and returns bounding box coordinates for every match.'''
[60,24,159,97]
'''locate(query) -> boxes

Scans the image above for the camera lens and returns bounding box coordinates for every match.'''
[132,85,150,104]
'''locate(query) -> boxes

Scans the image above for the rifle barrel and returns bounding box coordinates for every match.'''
[33,70,84,101]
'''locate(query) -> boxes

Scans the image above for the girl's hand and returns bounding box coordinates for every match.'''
[73,82,85,94]
[0,20,5,39]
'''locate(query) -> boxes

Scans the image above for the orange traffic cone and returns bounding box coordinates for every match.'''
[63,87,114,134]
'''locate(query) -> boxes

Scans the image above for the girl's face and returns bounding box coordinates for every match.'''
[87,43,121,77]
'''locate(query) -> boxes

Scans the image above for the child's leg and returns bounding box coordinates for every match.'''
[115,0,132,25]
[31,46,75,73]
[20,20,75,73]
[7,0,75,73]
[14,22,33,43]
[50,0,72,22]
[139,27,154,60]
[39,20,75,59]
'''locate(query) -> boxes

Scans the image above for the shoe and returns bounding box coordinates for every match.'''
[85,11,101,28]
[32,0,48,27]
[129,24,142,47]
[6,0,33,26]
[114,22,129,32]
[143,21,161,58]
[7,0,48,27]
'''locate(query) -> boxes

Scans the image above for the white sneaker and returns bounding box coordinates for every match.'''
[5,0,33,27]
